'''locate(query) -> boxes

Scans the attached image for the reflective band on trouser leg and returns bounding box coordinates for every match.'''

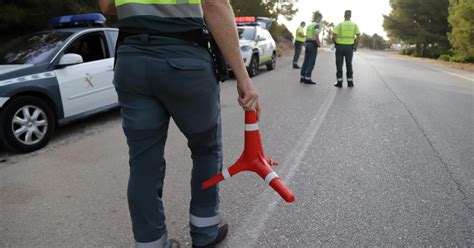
[337,78,343,82]
[264,171,279,184]
[347,78,353,82]
[136,232,167,248]
[245,123,259,131]
[190,214,220,228]
[116,3,203,18]
[116,0,201,6]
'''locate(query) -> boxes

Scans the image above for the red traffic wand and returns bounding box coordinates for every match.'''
[201,111,295,203]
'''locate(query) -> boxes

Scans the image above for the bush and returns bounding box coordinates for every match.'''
[400,47,417,56]
[439,54,474,63]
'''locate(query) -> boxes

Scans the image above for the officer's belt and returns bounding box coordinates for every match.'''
[114,28,210,68]
[116,28,209,49]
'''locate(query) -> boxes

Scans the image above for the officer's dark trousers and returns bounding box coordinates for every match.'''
[335,44,354,83]
[114,35,222,247]
[300,41,318,80]
[292,41,304,65]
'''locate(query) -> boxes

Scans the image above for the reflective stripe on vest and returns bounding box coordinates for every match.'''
[336,21,357,45]
[116,0,202,19]
[116,0,200,6]
[305,22,317,41]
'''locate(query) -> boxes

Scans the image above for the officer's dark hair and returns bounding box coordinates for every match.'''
[312,11,323,21]
[300,21,306,26]
[345,10,352,19]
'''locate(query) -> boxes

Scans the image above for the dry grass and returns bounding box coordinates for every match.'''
[384,51,474,73]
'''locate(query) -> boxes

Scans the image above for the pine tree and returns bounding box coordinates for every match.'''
[383,0,450,58]
[448,0,474,61]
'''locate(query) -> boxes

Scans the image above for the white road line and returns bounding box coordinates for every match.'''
[419,63,473,82]
[227,87,338,248]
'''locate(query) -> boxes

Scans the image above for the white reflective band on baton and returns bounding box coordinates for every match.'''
[190,214,220,228]
[264,171,279,184]
[222,168,231,180]
[245,123,259,131]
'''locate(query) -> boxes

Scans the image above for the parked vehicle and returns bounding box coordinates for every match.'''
[0,13,119,152]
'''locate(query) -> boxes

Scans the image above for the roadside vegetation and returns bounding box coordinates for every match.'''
[383,0,473,63]
[0,0,297,47]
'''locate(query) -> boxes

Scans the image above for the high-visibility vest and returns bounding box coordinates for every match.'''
[335,20,360,45]
[295,26,305,42]
[115,0,204,34]
[306,22,319,41]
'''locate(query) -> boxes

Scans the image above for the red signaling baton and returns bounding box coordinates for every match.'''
[201,111,295,203]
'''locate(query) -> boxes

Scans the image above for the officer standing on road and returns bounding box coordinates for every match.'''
[300,11,323,85]
[99,0,261,247]
[333,10,361,88]
[292,21,306,69]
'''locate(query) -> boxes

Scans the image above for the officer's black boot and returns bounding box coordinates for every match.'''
[334,82,343,88]
[348,81,354,87]
[192,223,229,248]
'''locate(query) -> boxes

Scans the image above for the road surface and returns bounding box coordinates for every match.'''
[1,49,473,247]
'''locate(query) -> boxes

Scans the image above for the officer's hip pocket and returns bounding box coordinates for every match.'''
[166,58,209,71]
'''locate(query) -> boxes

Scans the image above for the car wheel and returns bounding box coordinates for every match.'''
[247,55,259,78]
[266,52,276,71]
[0,96,55,153]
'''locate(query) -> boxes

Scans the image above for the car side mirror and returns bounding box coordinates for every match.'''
[58,53,83,68]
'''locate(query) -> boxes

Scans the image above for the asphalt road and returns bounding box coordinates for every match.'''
[1,49,473,247]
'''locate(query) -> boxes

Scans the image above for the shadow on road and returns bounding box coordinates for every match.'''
[0,108,122,162]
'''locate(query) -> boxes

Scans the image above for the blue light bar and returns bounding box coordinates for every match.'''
[48,13,107,28]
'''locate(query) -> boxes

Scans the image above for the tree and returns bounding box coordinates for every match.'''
[448,0,474,61]
[230,0,297,21]
[0,0,99,41]
[230,0,297,41]
[360,33,388,50]
[321,21,334,46]
[383,0,450,58]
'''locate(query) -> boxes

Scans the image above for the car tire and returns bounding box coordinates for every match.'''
[266,52,276,71]
[247,54,259,78]
[0,96,55,153]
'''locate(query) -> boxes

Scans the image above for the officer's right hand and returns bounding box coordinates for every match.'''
[237,77,261,119]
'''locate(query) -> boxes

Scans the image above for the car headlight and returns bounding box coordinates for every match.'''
[240,45,252,52]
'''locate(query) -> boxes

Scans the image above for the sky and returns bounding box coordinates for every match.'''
[281,0,392,38]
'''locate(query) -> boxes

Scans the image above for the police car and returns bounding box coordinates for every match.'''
[0,13,119,152]
[236,17,277,77]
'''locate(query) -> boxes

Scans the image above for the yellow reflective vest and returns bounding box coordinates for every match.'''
[295,26,305,42]
[334,20,360,45]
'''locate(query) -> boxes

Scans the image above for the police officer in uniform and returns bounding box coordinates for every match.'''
[333,10,361,88]
[99,0,261,247]
[292,21,306,69]
[300,11,322,85]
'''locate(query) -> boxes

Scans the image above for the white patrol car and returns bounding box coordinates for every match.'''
[0,13,119,153]
[235,17,277,77]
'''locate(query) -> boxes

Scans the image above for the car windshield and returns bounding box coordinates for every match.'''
[0,31,72,65]
[238,27,256,41]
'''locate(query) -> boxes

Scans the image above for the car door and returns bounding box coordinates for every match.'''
[54,31,117,118]
[256,28,266,64]
[262,30,273,62]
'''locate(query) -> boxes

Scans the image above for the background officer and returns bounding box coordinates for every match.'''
[333,10,361,88]
[292,21,306,69]
[300,11,323,85]
[99,0,261,247]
